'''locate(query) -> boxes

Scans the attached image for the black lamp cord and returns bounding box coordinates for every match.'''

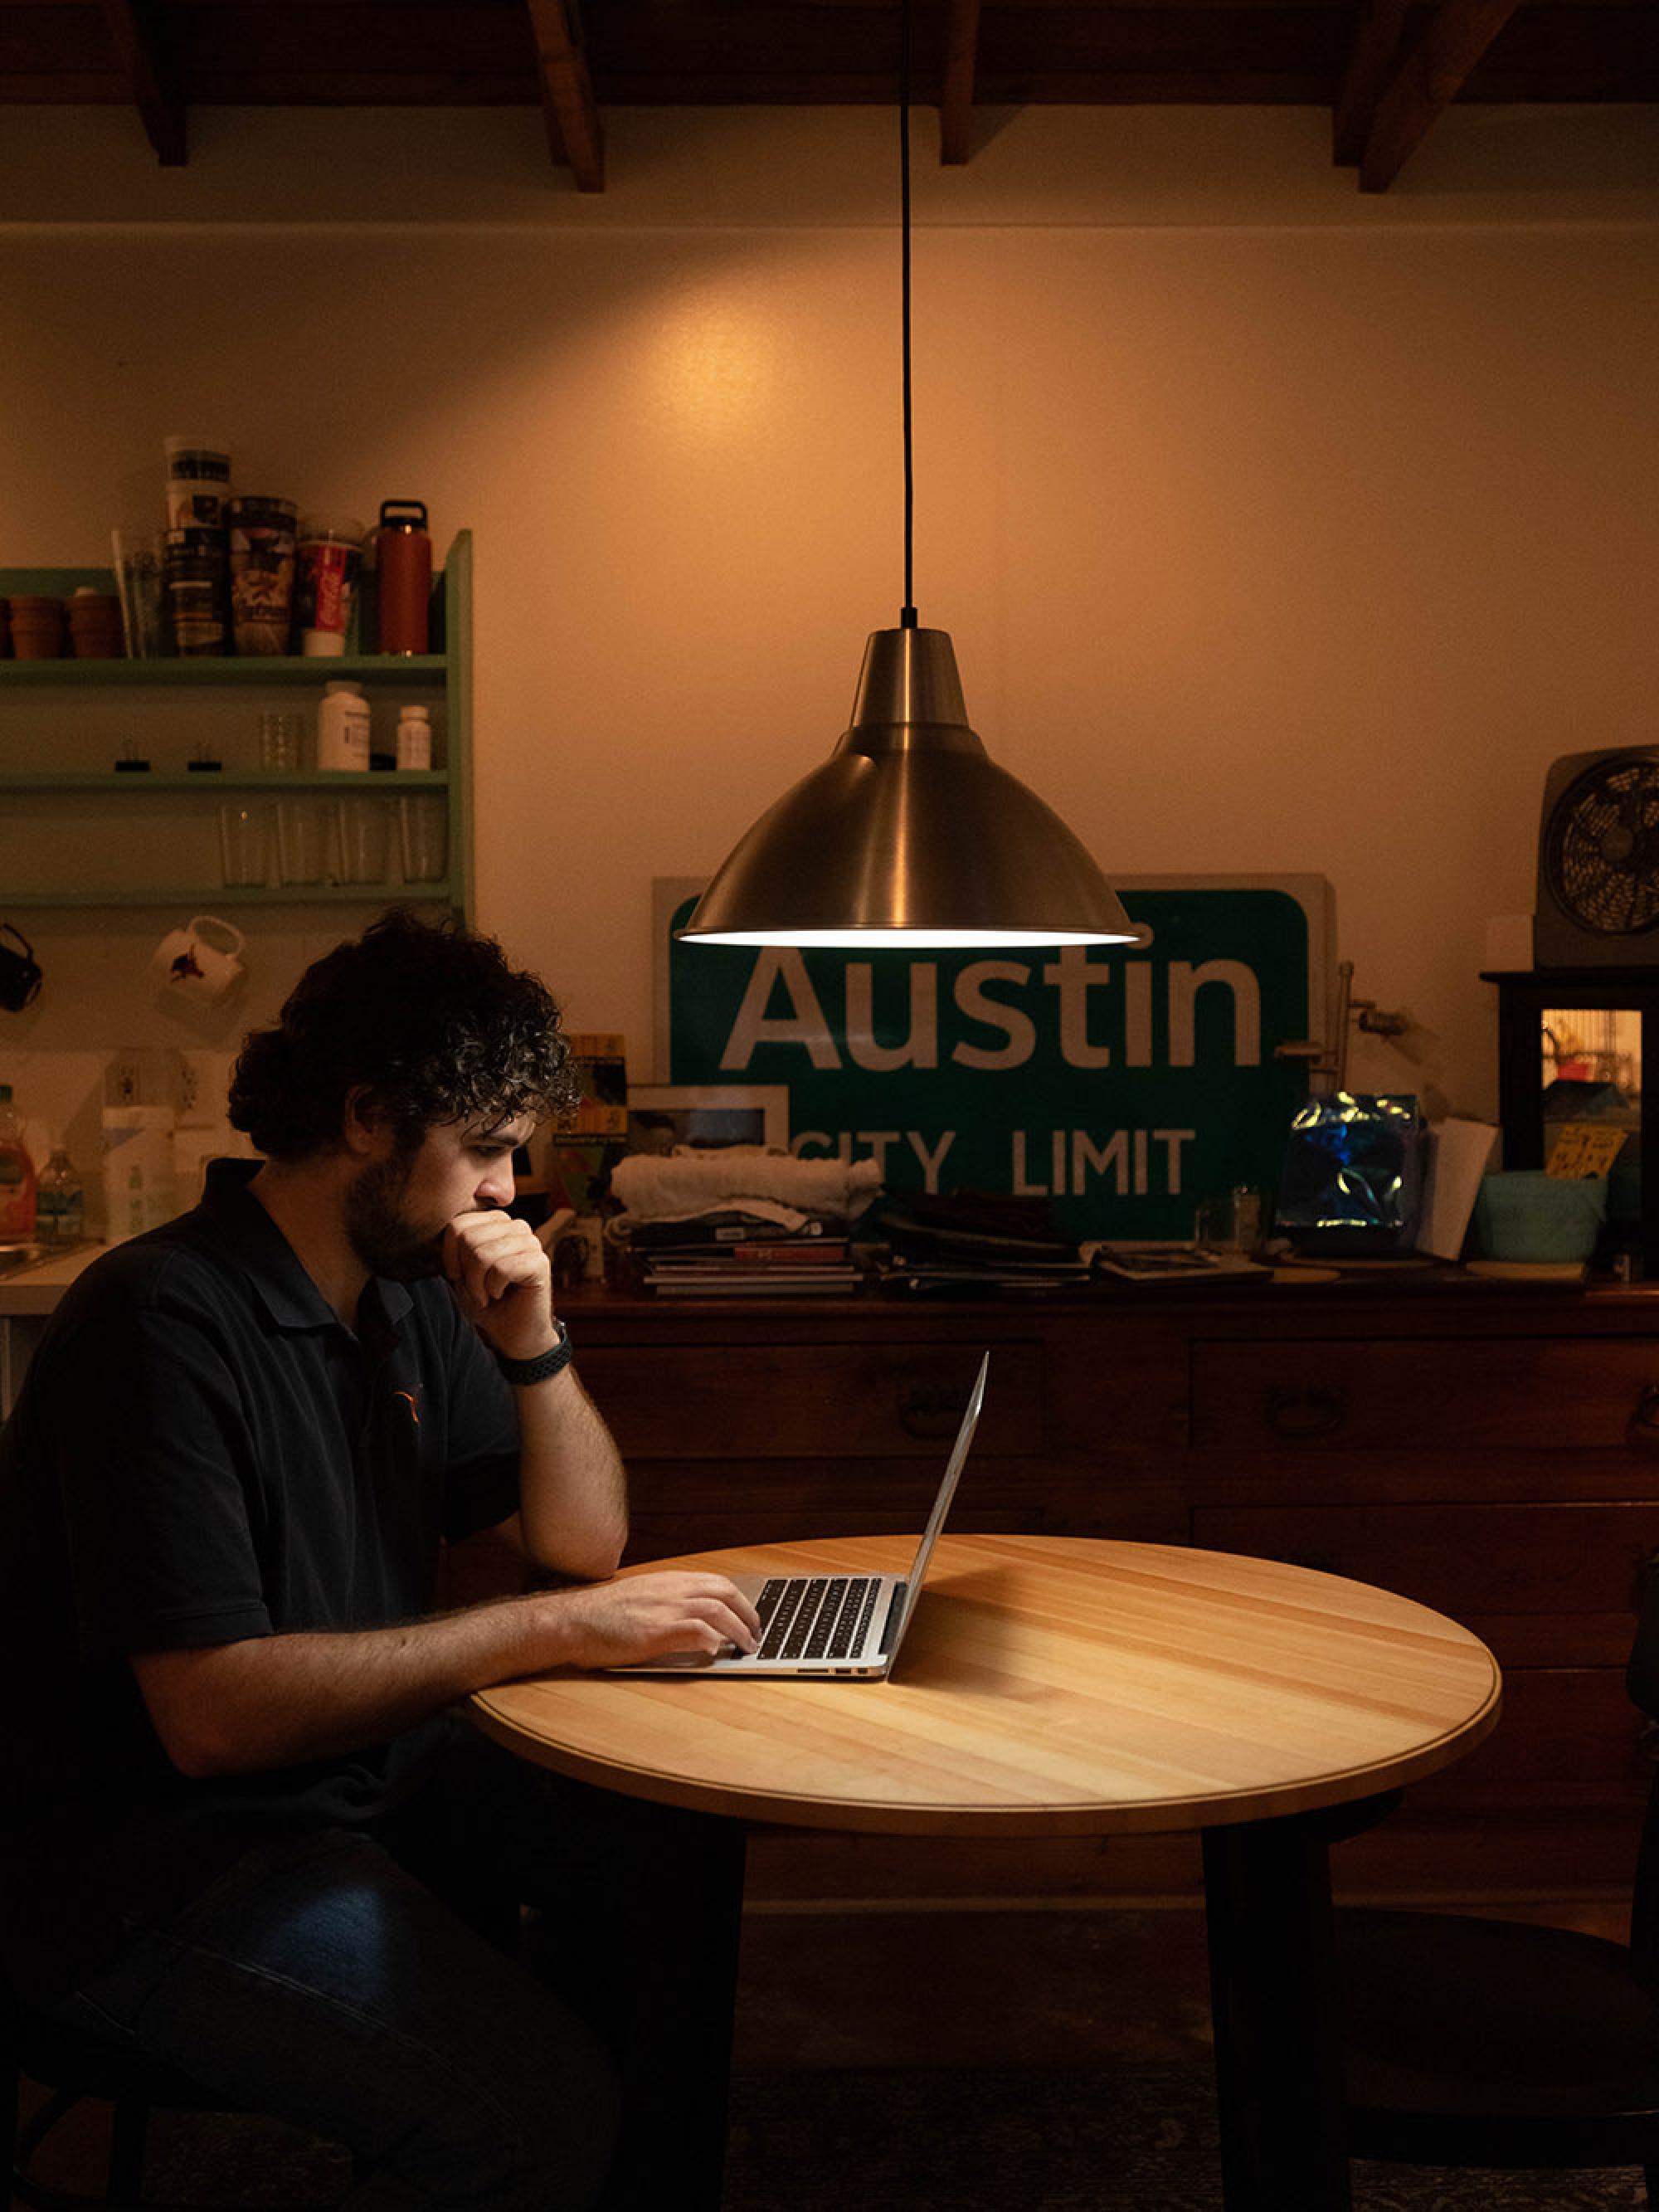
[899,0,917,631]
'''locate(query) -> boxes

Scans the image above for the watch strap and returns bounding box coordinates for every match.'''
[494,1319,573,1387]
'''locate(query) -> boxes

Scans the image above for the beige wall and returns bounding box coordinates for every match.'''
[1,103,1657,1170]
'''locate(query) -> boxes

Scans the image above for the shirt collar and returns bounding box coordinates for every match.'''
[201,1157,415,1336]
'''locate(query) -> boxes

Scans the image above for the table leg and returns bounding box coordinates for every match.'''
[594,1809,748,2212]
[1202,1807,1355,2211]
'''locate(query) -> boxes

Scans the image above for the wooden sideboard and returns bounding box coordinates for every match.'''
[557,1275,1659,1912]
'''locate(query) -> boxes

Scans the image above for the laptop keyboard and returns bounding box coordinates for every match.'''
[750,1575,883,1662]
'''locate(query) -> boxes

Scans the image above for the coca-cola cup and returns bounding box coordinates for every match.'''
[296,516,365,657]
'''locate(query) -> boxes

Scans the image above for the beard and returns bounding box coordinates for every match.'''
[343,1152,448,1281]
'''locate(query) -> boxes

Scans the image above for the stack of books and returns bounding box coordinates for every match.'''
[630,1213,861,1297]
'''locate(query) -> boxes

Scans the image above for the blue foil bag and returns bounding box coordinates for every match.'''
[1276,1093,1426,1256]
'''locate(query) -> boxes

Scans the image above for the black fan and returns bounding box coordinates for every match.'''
[1535,748,1659,968]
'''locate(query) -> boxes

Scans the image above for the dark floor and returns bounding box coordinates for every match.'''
[15,1904,1650,2211]
[732,1902,1218,2073]
[41,2066,1652,2212]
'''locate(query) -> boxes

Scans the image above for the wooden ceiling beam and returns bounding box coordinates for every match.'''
[1331,0,1409,166]
[97,0,184,165]
[938,0,982,164]
[1360,0,1525,190]
[523,0,604,192]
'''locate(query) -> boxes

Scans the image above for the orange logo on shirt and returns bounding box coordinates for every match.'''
[394,1389,421,1425]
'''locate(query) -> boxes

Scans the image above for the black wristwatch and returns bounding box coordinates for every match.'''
[494,1319,573,1387]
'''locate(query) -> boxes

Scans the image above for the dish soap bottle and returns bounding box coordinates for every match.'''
[36,1143,85,1245]
[0,1085,37,1240]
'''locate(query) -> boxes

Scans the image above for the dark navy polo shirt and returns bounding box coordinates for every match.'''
[0,1157,523,1996]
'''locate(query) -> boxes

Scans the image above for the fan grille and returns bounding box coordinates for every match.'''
[1545,760,1659,938]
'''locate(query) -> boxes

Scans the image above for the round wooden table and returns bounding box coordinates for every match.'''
[474,1533,1501,2210]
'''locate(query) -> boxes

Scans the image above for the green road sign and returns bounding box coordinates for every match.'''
[654,876,1331,1240]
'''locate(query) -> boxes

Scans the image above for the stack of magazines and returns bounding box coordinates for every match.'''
[630,1211,861,1296]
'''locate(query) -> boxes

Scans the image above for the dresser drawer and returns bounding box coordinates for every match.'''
[578,1339,1039,1460]
[1408,1667,1653,1812]
[1191,1502,1659,1664]
[1191,1336,1659,1454]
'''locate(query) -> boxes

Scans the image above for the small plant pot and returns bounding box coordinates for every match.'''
[10,596,65,660]
[68,592,125,659]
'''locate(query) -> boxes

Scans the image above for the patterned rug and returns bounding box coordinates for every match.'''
[132,2065,1649,2209]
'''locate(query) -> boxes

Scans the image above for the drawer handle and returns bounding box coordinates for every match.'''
[1265,1385,1345,1439]
[896,1385,971,1441]
[1627,1386,1659,1457]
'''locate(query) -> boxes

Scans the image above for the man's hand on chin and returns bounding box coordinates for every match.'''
[442,1210,559,1359]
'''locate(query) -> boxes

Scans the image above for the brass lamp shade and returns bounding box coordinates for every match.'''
[679,627,1138,949]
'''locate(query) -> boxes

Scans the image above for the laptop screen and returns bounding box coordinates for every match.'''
[883,1350,989,1667]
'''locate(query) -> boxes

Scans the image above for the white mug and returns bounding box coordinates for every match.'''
[153,914,246,1005]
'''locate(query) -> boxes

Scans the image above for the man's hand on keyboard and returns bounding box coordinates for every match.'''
[547,1572,762,1668]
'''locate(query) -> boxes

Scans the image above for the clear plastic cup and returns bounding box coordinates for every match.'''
[334,797,389,884]
[397,796,447,884]
[218,806,270,888]
[277,799,328,885]
[259,709,304,769]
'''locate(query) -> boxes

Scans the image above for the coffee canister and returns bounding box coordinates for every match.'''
[372,500,432,655]
[163,529,228,655]
[227,495,299,655]
[163,437,231,532]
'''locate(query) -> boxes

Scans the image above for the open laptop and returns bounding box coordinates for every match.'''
[615,1350,988,1678]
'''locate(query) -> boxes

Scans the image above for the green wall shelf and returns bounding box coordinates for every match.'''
[0,884,458,909]
[0,771,448,792]
[0,655,446,687]
[0,533,473,919]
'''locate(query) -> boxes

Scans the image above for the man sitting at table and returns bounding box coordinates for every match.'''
[0,909,761,2211]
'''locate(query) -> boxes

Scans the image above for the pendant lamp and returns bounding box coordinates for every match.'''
[679,0,1136,953]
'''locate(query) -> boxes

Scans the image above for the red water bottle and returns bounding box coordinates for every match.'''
[373,500,432,655]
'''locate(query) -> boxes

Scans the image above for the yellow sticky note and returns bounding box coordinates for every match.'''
[1545,1122,1627,1178]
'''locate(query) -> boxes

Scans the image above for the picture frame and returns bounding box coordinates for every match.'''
[625,1083,790,1156]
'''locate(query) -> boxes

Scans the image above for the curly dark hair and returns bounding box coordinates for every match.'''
[228,910,581,1160]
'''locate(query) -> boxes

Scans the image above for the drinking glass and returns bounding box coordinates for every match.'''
[397,795,447,884]
[218,804,270,888]
[1194,1186,1265,1256]
[277,798,328,885]
[111,529,164,658]
[334,797,389,884]
[259,709,305,770]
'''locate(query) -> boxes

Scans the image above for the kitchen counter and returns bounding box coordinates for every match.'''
[0,1240,109,1414]
[0,1240,109,1315]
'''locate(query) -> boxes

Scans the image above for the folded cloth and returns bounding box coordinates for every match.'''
[609,1146,880,1223]
[612,1198,814,1241]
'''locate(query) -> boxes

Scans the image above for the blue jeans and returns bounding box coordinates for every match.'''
[45,1722,747,2210]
